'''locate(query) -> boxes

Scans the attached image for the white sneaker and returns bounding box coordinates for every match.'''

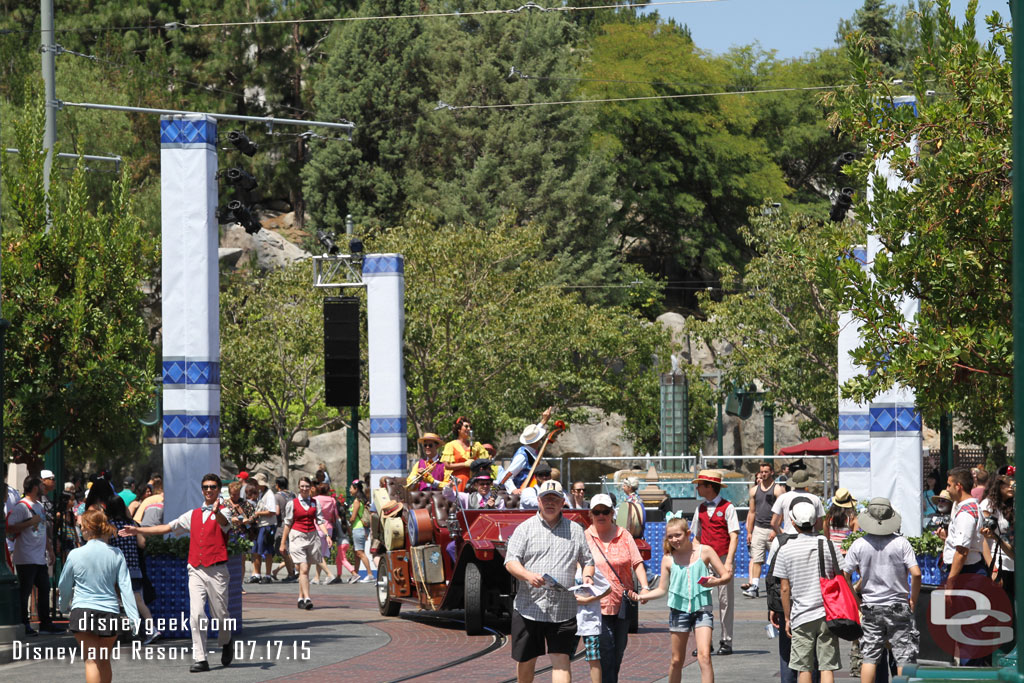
[310,578,320,585]
[143,630,162,645]
[742,586,760,599]
[358,575,374,583]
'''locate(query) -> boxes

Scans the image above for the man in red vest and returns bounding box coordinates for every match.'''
[690,469,739,656]
[121,473,235,672]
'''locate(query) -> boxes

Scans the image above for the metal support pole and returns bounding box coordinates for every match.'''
[347,406,359,501]
[344,215,359,501]
[0,106,23,661]
[1011,1,1024,679]
[41,0,56,225]
[939,412,953,479]
[764,404,774,457]
[716,399,724,466]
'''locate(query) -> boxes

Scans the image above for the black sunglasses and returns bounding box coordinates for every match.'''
[592,508,613,516]
[201,484,219,490]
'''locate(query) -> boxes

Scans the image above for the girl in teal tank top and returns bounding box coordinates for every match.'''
[639,516,733,683]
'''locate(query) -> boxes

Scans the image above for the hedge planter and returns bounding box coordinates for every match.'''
[145,554,244,639]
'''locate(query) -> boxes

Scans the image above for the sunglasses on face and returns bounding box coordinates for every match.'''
[572,489,585,493]
[202,484,219,491]
[592,508,613,516]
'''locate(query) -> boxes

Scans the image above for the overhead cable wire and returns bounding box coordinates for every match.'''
[440,84,848,110]
[49,43,316,119]
[0,0,724,35]
[166,0,726,29]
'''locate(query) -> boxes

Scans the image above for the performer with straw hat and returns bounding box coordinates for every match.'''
[690,469,738,656]
[407,433,448,491]
[499,407,553,495]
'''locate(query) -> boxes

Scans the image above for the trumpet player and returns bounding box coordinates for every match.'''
[407,433,448,491]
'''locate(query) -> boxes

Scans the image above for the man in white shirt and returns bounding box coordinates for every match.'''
[121,473,236,672]
[770,470,825,536]
[936,466,990,666]
[250,473,279,584]
[8,476,62,635]
[939,467,986,577]
[518,462,553,509]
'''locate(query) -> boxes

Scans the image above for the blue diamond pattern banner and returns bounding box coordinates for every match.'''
[362,255,404,275]
[838,413,870,432]
[370,417,407,436]
[371,453,405,471]
[163,414,220,440]
[838,451,871,469]
[160,118,217,146]
[163,360,220,386]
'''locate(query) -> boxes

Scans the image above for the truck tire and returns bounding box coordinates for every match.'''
[377,558,401,617]
[464,562,484,635]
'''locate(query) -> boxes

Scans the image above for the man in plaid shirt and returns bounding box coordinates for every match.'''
[505,480,594,682]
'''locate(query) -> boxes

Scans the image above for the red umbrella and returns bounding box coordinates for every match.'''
[777,437,838,456]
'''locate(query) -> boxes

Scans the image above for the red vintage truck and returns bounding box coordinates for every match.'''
[373,478,649,635]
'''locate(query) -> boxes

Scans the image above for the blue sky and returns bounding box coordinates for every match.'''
[651,0,1009,60]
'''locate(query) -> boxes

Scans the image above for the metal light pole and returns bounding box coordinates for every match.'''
[0,109,23,663]
[1010,1,1024,680]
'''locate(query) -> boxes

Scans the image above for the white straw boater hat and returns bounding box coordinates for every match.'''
[691,469,725,486]
[519,423,548,445]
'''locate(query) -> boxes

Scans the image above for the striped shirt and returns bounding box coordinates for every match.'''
[505,513,594,622]
[772,533,843,628]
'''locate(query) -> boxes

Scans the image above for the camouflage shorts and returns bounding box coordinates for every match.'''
[860,602,919,665]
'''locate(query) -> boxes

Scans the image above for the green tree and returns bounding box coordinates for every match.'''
[580,19,790,303]
[220,264,344,477]
[1,102,156,470]
[305,0,621,289]
[370,213,712,454]
[301,0,433,234]
[828,0,1011,445]
[691,206,864,438]
[722,45,851,210]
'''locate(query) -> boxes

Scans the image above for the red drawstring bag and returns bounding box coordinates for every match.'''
[818,538,863,641]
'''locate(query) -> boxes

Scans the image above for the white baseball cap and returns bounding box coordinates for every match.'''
[40,470,55,480]
[791,501,816,529]
[589,494,615,510]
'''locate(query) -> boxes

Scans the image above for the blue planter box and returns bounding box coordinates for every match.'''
[145,554,244,639]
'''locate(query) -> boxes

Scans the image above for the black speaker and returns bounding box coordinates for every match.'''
[324,297,360,407]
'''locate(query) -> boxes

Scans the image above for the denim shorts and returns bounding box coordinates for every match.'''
[669,606,713,633]
[351,526,368,548]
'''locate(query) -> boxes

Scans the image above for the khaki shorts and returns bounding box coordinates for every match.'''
[790,617,842,672]
[749,526,773,564]
[288,529,323,565]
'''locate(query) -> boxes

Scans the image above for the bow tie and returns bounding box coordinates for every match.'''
[201,504,215,512]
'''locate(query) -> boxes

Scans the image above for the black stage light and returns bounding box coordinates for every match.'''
[317,230,339,255]
[227,130,258,156]
[222,167,258,191]
[226,200,262,234]
[829,187,855,222]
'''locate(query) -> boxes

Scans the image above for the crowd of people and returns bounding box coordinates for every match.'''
[499,458,1015,683]
[2,440,1016,683]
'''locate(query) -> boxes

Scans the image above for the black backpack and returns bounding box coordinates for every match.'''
[765,533,798,614]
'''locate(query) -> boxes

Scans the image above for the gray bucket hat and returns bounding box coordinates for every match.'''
[857,497,902,536]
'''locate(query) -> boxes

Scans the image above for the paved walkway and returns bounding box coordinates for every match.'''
[2,580,866,681]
